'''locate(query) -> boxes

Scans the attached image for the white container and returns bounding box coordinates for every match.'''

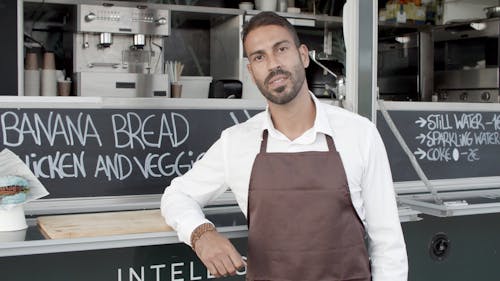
[24,69,40,96]
[255,0,277,11]
[0,228,27,242]
[239,2,254,10]
[0,205,28,232]
[40,69,57,96]
[179,76,212,99]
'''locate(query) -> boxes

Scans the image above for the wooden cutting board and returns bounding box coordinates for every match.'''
[37,209,174,239]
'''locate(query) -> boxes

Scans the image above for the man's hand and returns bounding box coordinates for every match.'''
[194,231,246,277]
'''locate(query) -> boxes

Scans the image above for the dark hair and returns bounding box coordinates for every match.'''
[241,11,300,47]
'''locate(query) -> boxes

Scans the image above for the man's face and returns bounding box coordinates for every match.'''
[244,25,309,105]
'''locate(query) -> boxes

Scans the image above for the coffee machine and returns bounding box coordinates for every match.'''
[74,4,170,97]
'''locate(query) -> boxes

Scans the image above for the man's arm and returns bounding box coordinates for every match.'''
[361,124,408,281]
[160,132,245,277]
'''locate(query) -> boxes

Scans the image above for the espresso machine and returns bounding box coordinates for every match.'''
[74,4,170,97]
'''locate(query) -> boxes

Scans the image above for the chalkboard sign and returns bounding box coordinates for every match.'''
[0,108,259,198]
[377,110,500,182]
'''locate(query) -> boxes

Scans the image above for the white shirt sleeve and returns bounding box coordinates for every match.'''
[160,131,229,246]
[362,124,408,281]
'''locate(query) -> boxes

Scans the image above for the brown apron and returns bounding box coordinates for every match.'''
[246,130,371,281]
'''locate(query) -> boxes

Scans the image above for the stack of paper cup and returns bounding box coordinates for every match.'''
[41,52,57,96]
[24,53,40,96]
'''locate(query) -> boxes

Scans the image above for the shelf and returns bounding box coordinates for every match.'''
[245,9,342,29]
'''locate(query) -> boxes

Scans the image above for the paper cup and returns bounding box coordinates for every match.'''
[171,83,183,98]
[41,69,57,96]
[43,52,56,70]
[25,53,38,70]
[0,205,28,232]
[57,80,72,96]
[24,69,40,96]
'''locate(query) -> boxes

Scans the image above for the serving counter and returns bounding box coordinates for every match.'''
[0,96,499,280]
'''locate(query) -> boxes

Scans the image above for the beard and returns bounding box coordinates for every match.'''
[255,63,306,105]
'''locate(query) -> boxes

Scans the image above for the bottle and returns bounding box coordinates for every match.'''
[397,0,407,23]
[423,0,435,25]
[385,0,398,22]
[415,0,426,24]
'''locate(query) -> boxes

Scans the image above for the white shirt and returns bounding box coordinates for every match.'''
[161,94,408,281]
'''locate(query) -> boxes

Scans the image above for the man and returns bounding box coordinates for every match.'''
[161,11,408,281]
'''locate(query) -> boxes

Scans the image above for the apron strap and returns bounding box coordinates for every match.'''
[325,134,336,152]
[260,130,269,153]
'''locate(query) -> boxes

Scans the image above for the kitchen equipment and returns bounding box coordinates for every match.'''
[239,2,254,10]
[255,0,277,11]
[209,79,242,99]
[485,6,500,18]
[37,209,173,239]
[74,4,170,97]
[278,0,288,12]
[377,29,434,101]
[179,76,212,98]
[433,18,499,102]
[435,68,499,102]
[309,50,338,78]
[308,50,345,101]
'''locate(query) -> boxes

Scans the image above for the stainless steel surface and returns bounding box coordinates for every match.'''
[378,76,419,99]
[87,62,120,68]
[210,15,240,80]
[398,188,500,217]
[133,34,145,48]
[277,0,287,13]
[419,30,433,101]
[485,6,500,19]
[436,89,499,103]
[435,68,499,90]
[395,176,500,195]
[77,4,170,36]
[433,18,499,103]
[308,50,338,78]
[308,50,345,104]
[77,72,169,97]
[378,32,421,101]
[99,32,112,47]
[74,3,170,97]
[433,18,500,42]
